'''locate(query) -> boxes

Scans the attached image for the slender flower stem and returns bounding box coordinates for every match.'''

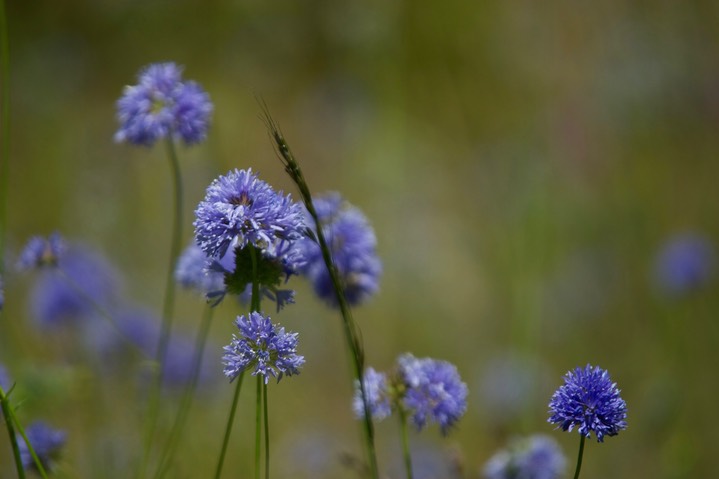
[572,435,586,479]
[1,385,50,479]
[261,107,379,479]
[398,409,413,479]
[154,305,215,478]
[254,376,262,479]
[214,247,262,479]
[137,137,184,479]
[213,372,244,479]
[263,382,269,479]
[0,0,10,275]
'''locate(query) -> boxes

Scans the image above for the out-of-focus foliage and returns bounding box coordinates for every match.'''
[2,1,719,477]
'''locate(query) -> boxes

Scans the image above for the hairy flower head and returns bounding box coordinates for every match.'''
[548,364,627,442]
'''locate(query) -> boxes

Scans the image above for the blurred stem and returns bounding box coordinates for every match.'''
[261,106,379,479]
[398,409,413,479]
[154,305,215,479]
[0,0,9,275]
[137,137,184,479]
[572,435,586,479]
[254,376,261,479]
[1,385,50,479]
[213,372,244,479]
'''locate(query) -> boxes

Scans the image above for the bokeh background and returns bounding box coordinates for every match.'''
[2,1,719,477]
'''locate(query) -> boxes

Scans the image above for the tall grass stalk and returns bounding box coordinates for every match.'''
[0,0,9,275]
[1,385,49,479]
[261,106,379,479]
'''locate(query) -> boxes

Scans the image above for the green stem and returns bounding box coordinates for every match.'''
[261,110,379,478]
[0,0,10,275]
[254,376,262,479]
[213,372,244,479]
[263,382,269,479]
[153,305,215,478]
[572,435,586,479]
[398,409,413,479]
[1,385,50,479]
[136,137,184,479]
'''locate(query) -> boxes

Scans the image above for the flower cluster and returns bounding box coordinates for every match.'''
[354,353,468,435]
[115,62,212,146]
[482,435,566,479]
[548,364,627,442]
[223,311,304,384]
[18,421,67,471]
[175,242,224,296]
[297,192,381,307]
[16,233,65,271]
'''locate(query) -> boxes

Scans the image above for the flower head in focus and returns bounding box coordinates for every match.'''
[115,62,212,146]
[548,364,627,442]
[482,435,566,479]
[16,233,65,271]
[298,192,381,307]
[194,168,305,261]
[17,421,67,472]
[223,311,304,384]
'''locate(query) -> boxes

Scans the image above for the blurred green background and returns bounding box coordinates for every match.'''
[2,1,719,477]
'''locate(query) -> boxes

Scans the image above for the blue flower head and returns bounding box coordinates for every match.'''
[16,233,65,271]
[654,233,715,295]
[398,353,468,435]
[483,435,566,479]
[18,421,67,471]
[223,311,304,384]
[353,367,392,421]
[548,364,627,442]
[194,168,306,261]
[115,62,212,146]
[298,192,381,307]
[28,246,119,328]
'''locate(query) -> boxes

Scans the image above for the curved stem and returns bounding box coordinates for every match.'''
[1,387,26,479]
[153,305,215,478]
[136,137,184,479]
[213,372,244,479]
[572,435,586,479]
[398,409,413,479]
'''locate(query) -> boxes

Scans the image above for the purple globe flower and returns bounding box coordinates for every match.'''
[17,421,67,471]
[398,353,468,435]
[353,367,392,421]
[16,233,65,271]
[194,168,306,261]
[298,192,381,307]
[115,62,212,146]
[483,435,566,479]
[654,233,715,295]
[223,311,304,384]
[548,364,627,442]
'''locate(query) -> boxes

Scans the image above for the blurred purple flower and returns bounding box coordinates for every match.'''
[115,62,212,146]
[18,421,67,472]
[16,233,65,271]
[654,233,715,295]
[483,434,566,479]
[297,192,381,307]
[353,367,392,420]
